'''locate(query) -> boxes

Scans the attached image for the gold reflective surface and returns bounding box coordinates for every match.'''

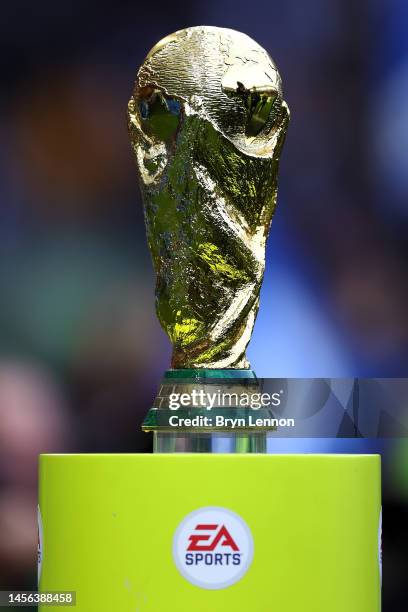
[128,26,289,368]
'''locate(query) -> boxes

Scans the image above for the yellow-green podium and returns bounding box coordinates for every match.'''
[38,453,381,611]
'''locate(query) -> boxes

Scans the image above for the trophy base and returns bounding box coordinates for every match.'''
[38,453,381,611]
[143,369,275,452]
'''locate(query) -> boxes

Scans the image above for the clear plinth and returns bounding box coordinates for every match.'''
[153,432,267,453]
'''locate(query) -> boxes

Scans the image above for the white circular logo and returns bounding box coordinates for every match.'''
[173,506,254,590]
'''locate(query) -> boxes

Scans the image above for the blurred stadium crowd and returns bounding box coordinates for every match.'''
[0,0,406,607]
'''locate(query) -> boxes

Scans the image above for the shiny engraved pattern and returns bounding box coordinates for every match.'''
[128,26,289,368]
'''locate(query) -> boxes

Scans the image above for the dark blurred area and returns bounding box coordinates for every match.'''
[0,0,406,608]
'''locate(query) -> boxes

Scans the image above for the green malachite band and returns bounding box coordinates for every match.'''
[163,368,257,379]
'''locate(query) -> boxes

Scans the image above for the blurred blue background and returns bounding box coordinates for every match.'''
[0,0,407,607]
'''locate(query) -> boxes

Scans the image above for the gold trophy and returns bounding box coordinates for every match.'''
[128,26,289,451]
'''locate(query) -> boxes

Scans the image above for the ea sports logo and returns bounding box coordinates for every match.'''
[173,507,254,589]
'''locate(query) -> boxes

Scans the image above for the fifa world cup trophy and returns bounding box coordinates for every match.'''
[128,26,289,370]
[128,26,289,451]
